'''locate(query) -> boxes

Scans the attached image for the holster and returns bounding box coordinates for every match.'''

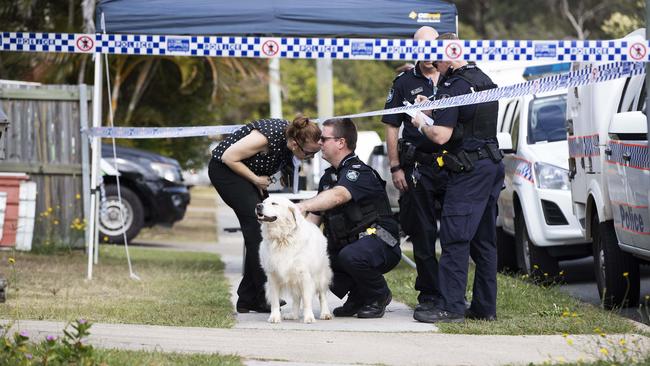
[485,143,504,163]
[398,139,416,167]
[441,153,466,173]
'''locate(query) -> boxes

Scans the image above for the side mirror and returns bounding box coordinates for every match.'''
[496,132,514,153]
[371,144,385,155]
[609,111,647,135]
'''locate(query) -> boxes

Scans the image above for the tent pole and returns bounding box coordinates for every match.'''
[87,52,102,280]
[268,58,283,119]
[316,58,334,179]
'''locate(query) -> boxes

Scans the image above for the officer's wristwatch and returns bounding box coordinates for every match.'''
[390,165,402,173]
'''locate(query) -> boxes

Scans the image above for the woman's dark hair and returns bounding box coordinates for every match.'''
[286,115,321,145]
[322,117,357,151]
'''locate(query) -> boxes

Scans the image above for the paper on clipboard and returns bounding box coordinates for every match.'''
[403,101,434,126]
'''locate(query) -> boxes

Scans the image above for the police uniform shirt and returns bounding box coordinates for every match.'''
[382,63,438,152]
[434,65,496,153]
[212,119,293,177]
[317,154,399,238]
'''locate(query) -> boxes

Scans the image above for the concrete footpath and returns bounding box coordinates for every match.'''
[8,192,650,366]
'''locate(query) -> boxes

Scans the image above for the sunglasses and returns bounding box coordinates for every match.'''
[296,141,319,158]
[319,136,341,143]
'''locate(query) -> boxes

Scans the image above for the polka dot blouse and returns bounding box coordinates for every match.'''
[211,119,293,177]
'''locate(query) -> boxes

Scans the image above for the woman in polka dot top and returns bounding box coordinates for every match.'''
[208,116,321,313]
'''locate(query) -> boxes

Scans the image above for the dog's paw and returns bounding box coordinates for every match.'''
[320,312,333,320]
[283,313,298,320]
[303,313,316,324]
[267,312,282,323]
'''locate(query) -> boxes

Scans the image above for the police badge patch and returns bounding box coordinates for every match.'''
[386,88,394,103]
[345,170,360,182]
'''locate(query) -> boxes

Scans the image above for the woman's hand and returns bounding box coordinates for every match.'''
[254,175,272,192]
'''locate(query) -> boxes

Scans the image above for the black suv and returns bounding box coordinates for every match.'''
[100,144,190,243]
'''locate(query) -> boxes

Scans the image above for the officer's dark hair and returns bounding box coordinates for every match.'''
[286,115,322,145]
[437,32,458,40]
[322,117,357,151]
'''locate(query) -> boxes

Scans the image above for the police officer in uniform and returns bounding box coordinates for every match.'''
[382,26,448,313]
[410,33,505,323]
[297,118,400,318]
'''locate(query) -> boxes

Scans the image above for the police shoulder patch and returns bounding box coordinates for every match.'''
[345,170,360,182]
[386,88,394,103]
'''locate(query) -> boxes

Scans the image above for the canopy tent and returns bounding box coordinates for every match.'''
[87,0,458,279]
[96,0,458,36]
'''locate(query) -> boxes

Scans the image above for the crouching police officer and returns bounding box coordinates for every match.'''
[382,25,447,311]
[410,33,505,323]
[297,118,400,318]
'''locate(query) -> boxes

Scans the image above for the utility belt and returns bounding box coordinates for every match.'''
[435,143,503,173]
[328,221,398,250]
[397,139,436,167]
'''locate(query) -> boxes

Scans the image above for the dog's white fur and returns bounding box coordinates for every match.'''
[257,196,333,323]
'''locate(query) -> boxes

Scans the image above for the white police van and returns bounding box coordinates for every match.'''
[496,69,590,279]
[567,28,648,308]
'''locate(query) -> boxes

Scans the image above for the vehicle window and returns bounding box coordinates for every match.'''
[500,100,516,133]
[634,80,646,112]
[527,94,567,144]
[618,75,644,113]
[510,102,520,150]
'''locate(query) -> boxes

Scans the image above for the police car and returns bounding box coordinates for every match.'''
[496,85,590,278]
[567,28,648,309]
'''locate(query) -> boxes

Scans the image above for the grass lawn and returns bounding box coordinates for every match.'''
[95,349,242,366]
[386,251,637,335]
[0,246,234,328]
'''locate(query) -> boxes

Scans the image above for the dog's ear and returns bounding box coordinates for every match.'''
[288,205,299,226]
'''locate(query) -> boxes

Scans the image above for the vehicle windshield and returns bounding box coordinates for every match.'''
[527,94,567,144]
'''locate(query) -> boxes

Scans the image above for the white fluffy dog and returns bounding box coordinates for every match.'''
[256,196,333,323]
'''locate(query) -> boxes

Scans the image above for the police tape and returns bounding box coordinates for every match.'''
[2,31,649,62]
[84,125,242,138]
[325,61,646,121]
[84,61,644,139]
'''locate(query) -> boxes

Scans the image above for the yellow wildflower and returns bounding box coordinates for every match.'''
[594,327,601,333]
[75,193,81,200]
[619,339,626,346]
[533,264,539,269]
[562,311,570,317]
[8,257,15,265]
[562,333,568,338]
[571,312,577,317]
[566,339,574,345]
[103,236,109,242]
[599,348,608,356]
[47,207,53,213]
[600,332,606,337]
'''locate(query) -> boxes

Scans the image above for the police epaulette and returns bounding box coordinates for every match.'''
[392,71,405,82]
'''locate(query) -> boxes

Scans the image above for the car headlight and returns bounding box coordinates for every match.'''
[150,162,182,183]
[534,162,569,190]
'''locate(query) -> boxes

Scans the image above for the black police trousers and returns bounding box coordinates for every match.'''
[329,235,401,305]
[438,159,505,317]
[208,158,267,308]
[399,163,446,304]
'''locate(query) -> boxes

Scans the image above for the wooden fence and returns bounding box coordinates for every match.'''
[0,83,91,248]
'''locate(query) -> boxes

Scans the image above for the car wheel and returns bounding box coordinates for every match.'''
[99,184,144,244]
[592,217,640,309]
[515,210,559,283]
[496,226,517,272]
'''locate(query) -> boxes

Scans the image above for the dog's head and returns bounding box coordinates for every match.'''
[256,196,301,237]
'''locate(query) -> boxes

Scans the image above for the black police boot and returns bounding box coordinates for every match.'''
[413,307,464,323]
[465,307,497,321]
[414,295,439,312]
[357,290,392,319]
[237,299,286,313]
[333,296,363,317]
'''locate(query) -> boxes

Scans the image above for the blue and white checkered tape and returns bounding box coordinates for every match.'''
[569,134,601,158]
[2,32,649,62]
[84,125,242,138]
[607,140,650,170]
